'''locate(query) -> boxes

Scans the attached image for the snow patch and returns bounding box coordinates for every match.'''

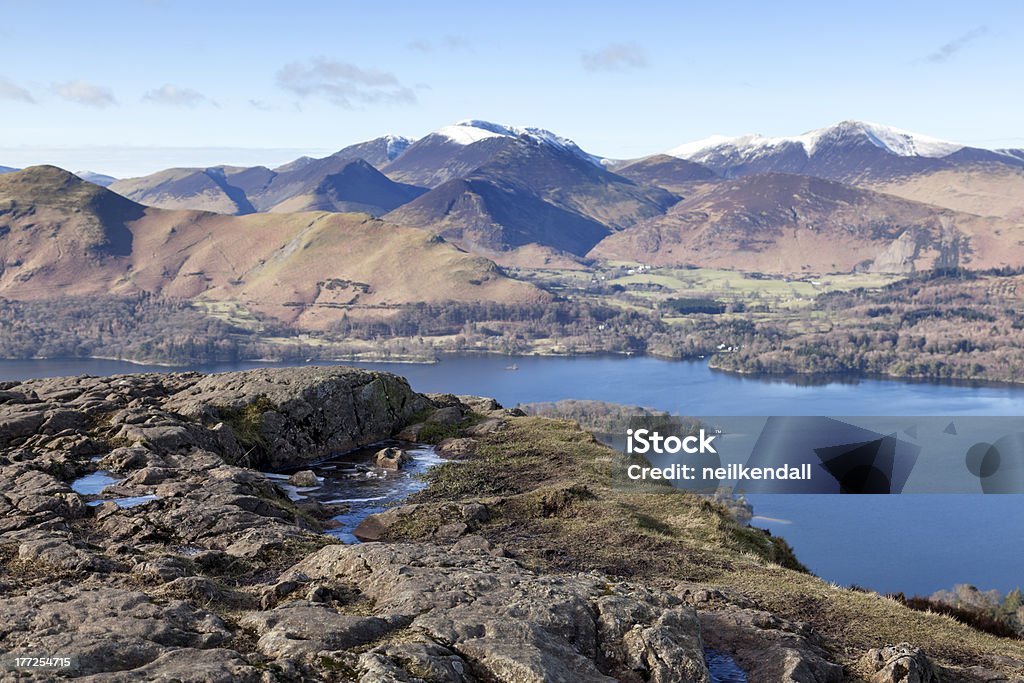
[435,123,507,145]
[384,134,413,160]
[434,120,605,166]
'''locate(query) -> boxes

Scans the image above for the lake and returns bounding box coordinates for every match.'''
[3,354,1022,596]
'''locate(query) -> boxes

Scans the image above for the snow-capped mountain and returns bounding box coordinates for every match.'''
[435,120,605,166]
[384,120,605,187]
[668,121,964,163]
[661,121,1000,182]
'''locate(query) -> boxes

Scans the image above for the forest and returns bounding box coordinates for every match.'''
[3,269,1023,385]
[712,270,1024,384]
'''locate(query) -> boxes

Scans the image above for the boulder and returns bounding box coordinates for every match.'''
[427,406,465,426]
[456,395,502,413]
[289,469,319,487]
[860,643,939,683]
[436,437,478,459]
[375,447,411,470]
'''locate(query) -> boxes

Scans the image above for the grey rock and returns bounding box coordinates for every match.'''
[427,406,464,425]
[16,532,106,573]
[457,395,503,413]
[163,366,431,468]
[436,436,478,459]
[353,504,421,542]
[860,643,939,683]
[466,418,505,436]
[0,585,230,676]
[240,601,401,659]
[76,647,266,682]
[358,640,476,682]
[279,542,709,683]
[700,608,843,682]
[289,469,319,487]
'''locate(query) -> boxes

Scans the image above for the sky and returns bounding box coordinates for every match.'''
[1,0,1021,177]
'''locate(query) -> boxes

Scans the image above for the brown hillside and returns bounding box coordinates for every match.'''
[588,173,1024,275]
[0,166,547,330]
[868,163,1024,222]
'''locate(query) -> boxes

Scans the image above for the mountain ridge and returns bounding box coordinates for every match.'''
[589,172,1024,274]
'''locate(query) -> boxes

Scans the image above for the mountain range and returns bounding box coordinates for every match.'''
[5,119,1024,285]
[0,166,545,330]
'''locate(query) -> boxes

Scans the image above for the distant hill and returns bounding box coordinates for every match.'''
[385,176,614,259]
[614,154,718,194]
[260,159,425,214]
[109,136,424,216]
[0,166,18,174]
[74,170,117,187]
[0,166,546,330]
[387,137,678,262]
[589,173,1024,274]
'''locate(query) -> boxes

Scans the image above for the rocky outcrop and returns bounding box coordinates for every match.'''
[697,606,843,682]
[164,366,431,468]
[0,367,444,679]
[860,643,939,683]
[272,542,711,682]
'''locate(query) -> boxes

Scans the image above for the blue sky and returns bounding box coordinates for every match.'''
[1,0,1021,176]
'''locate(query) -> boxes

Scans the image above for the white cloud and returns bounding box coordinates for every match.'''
[275,58,416,108]
[143,83,214,107]
[0,77,34,103]
[924,26,989,64]
[52,79,116,107]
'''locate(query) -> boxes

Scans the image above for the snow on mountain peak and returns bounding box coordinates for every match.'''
[384,134,413,160]
[808,121,964,157]
[435,120,604,165]
[667,121,964,162]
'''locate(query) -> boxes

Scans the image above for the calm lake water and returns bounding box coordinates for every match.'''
[3,354,1022,596]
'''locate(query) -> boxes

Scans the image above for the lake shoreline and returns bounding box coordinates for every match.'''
[5,348,1024,390]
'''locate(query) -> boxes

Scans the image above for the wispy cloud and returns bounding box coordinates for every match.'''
[248,99,274,111]
[0,77,34,103]
[581,42,648,72]
[142,83,215,107]
[275,57,416,108]
[52,79,116,107]
[924,26,989,63]
[409,35,472,53]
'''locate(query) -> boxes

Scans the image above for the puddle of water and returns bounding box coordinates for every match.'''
[87,494,160,509]
[705,648,748,683]
[72,470,160,508]
[70,470,122,495]
[275,442,445,544]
